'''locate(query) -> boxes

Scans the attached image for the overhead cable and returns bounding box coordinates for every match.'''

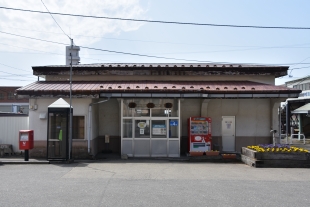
[40,0,71,39]
[0,6,310,30]
[1,30,310,66]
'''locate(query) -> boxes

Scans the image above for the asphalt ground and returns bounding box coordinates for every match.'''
[0,160,310,207]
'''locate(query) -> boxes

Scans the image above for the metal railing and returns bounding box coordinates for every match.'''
[281,133,306,144]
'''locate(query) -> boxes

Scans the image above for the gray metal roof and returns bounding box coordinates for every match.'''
[292,103,310,114]
[33,63,288,68]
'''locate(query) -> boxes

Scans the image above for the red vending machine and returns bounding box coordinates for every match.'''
[188,117,212,152]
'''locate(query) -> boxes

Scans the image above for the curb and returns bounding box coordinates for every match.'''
[0,160,50,165]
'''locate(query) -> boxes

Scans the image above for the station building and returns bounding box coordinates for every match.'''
[16,63,301,159]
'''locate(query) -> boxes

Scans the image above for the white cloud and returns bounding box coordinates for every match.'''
[0,0,147,52]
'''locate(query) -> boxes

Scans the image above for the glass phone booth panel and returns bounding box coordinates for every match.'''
[47,108,70,161]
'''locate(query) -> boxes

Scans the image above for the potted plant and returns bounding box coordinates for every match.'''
[205,151,219,156]
[190,151,204,156]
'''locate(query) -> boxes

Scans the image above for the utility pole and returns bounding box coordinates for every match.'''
[69,38,73,161]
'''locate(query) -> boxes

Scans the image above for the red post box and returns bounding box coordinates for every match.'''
[19,130,34,150]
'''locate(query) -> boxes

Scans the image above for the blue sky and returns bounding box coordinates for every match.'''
[0,0,309,86]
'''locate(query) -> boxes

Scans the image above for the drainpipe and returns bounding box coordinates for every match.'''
[88,97,110,154]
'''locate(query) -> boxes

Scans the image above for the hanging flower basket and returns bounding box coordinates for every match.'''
[164,103,173,108]
[128,102,137,108]
[146,103,155,108]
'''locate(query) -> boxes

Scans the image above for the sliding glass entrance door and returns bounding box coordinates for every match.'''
[121,99,180,157]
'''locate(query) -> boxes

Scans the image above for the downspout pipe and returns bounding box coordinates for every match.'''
[88,97,110,155]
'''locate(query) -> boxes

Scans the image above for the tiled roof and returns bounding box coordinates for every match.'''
[17,81,300,97]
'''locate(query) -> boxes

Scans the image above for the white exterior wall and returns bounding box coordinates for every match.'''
[29,98,92,141]
[181,99,272,137]
[0,116,29,153]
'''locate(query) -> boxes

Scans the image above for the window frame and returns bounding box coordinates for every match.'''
[72,115,86,140]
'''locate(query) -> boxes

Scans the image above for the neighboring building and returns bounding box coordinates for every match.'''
[0,87,29,114]
[286,76,310,93]
[16,63,301,159]
[281,76,310,138]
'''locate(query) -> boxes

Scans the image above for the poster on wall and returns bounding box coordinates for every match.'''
[152,125,166,135]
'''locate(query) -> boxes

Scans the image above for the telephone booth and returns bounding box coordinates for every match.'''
[47,98,72,161]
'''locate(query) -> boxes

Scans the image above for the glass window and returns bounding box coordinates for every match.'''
[73,116,84,139]
[134,108,150,117]
[0,93,3,99]
[122,101,133,117]
[152,108,167,117]
[169,119,179,138]
[7,92,14,100]
[135,120,150,138]
[151,120,167,138]
[123,119,133,138]
[48,112,68,158]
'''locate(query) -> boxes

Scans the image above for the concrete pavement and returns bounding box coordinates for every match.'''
[1,159,310,207]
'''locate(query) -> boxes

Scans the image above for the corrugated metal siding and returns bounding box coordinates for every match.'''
[0,117,29,152]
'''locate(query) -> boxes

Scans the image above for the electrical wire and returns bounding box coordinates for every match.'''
[0,62,30,72]
[288,66,310,70]
[289,57,310,76]
[40,0,71,40]
[0,77,34,81]
[1,29,310,66]
[3,25,310,49]
[0,6,310,30]
[0,70,33,78]
[0,42,126,63]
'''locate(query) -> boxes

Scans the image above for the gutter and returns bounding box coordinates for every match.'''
[87,96,110,155]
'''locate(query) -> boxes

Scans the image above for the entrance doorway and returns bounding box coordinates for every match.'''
[222,116,235,151]
[121,99,180,157]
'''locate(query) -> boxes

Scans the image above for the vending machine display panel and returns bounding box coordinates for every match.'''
[188,117,212,152]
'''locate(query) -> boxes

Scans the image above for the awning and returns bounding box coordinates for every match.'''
[292,103,310,114]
